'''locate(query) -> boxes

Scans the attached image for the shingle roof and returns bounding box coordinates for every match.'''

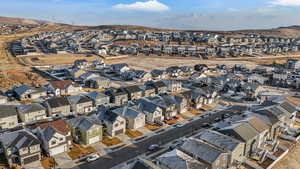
[46,97,70,108]
[180,139,226,164]
[0,105,18,118]
[50,80,80,89]
[0,130,40,149]
[195,129,242,152]
[157,149,207,169]
[17,103,45,114]
[68,117,101,131]
[113,107,144,119]
[37,119,71,135]
[219,123,259,142]
[68,95,91,105]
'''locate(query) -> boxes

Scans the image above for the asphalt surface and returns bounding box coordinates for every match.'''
[72,105,246,169]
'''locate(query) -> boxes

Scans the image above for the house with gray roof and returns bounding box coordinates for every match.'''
[85,91,110,107]
[17,103,47,123]
[195,129,245,165]
[136,98,164,124]
[0,105,18,129]
[96,108,126,137]
[85,76,110,89]
[43,96,71,116]
[179,138,229,169]
[68,95,94,114]
[130,158,162,169]
[113,106,145,129]
[0,130,41,167]
[122,85,143,101]
[217,122,259,158]
[13,85,47,101]
[68,117,103,145]
[157,149,208,169]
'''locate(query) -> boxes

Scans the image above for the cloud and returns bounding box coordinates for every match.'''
[113,0,169,12]
[271,0,300,6]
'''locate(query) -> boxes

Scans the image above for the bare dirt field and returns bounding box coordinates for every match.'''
[273,141,300,169]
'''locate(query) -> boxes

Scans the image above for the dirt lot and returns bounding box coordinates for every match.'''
[273,141,300,169]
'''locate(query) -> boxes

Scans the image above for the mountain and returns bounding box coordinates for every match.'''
[0,16,52,25]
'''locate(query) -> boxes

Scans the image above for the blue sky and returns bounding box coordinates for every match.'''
[1,0,300,30]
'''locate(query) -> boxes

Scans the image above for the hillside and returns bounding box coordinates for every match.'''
[0,16,53,25]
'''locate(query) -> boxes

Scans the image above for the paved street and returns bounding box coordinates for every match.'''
[72,106,246,169]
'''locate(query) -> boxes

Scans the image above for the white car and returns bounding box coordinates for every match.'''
[174,123,184,128]
[86,154,100,162]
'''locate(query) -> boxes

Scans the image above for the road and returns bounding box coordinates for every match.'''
[72,106,246,169]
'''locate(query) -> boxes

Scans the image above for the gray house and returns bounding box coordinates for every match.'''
[179,138,229,169]
[85,76,110,89]
[85,91,110,107]
[0,130,41,167]
[106,88,128,106]
[0,105,18,129]
[136,98,164,124]
[113,106,146,129]
[17,103,47,123]
[44,97,71,116]
[68,95,94,114]
[122,85,143,101]
[13,85,47,100]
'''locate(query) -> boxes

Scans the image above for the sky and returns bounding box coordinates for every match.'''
[1,0,300,30]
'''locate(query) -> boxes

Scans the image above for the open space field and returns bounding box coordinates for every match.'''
[273,141,300,169]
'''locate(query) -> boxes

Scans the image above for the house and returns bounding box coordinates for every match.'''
[136,98,164,124]
[68,117,103,145]
[46,80,82,96]
[68,95,94,114]
[113,106,146,129]
[0,130,41,167]
[0,94,7,104]
[122,85,143,100]
[130,158,162,169]
[146,81,168,94]
[151,69,168,79]
[111,63,130,73]
[157,149,208,169]
[162,80,182,93]
[105,88,128,106]
[179,138,229,169]
[139,85,156,97]
[97,108,126,137]
[13,85,47,100]
[217,122,259,157]
[85,91,110,107]
[150,95,177,120]
[173,94,189,114]
[85,76,110,89]
[0,105,18,129]
[44,97,72,116]
[34,119,72,156]
[195,129,245,165]
[17,103,47,123]
[132,70,152,82]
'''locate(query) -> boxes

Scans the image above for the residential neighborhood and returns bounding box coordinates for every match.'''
[0,57,300,169]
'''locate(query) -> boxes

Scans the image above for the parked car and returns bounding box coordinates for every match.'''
[174,123,184,128]
[148,144,160,151]
[86,154,100,162]
[201,123,211,128]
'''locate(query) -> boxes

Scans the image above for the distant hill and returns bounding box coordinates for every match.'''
[1,16,300,38]
[0,16,53,25]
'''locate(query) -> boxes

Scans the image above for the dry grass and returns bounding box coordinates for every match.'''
[189,108,203,115]
[125,129,143,139]
[102,136,122,147]
[202,105,214,111]
[178,113,190,119]
[145,124,161,131]
[41,157,56,169]
[164,119,179,125]
[68,144,96,160]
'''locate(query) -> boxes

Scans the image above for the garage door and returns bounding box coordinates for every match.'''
[89,136,100,144]
[114,129,124,135]
[50,145,67,156]
[23,154,39,165]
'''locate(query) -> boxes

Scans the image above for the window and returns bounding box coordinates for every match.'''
[51,141,57,145]
[114,123,118,127]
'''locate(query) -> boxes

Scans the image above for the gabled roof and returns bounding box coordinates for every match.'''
[180,139,226,164]
[278,101,297,114]
[0,130,40,149]
[85,91,109,101]
[68,95,92,105]
[14,85,46,96]
[157,149,207,169]
[0,105,18,118]
[49,80,80,89]
[131,158,161,169]
[68,116,101,131]
[37,119,71,135]
[113,106,144,119]
[123,85,143,93]
[219,122,259,142]
[17,103,46,114]
[137,98,161,114]
[46,97,70,108]
[195,129,242,152]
